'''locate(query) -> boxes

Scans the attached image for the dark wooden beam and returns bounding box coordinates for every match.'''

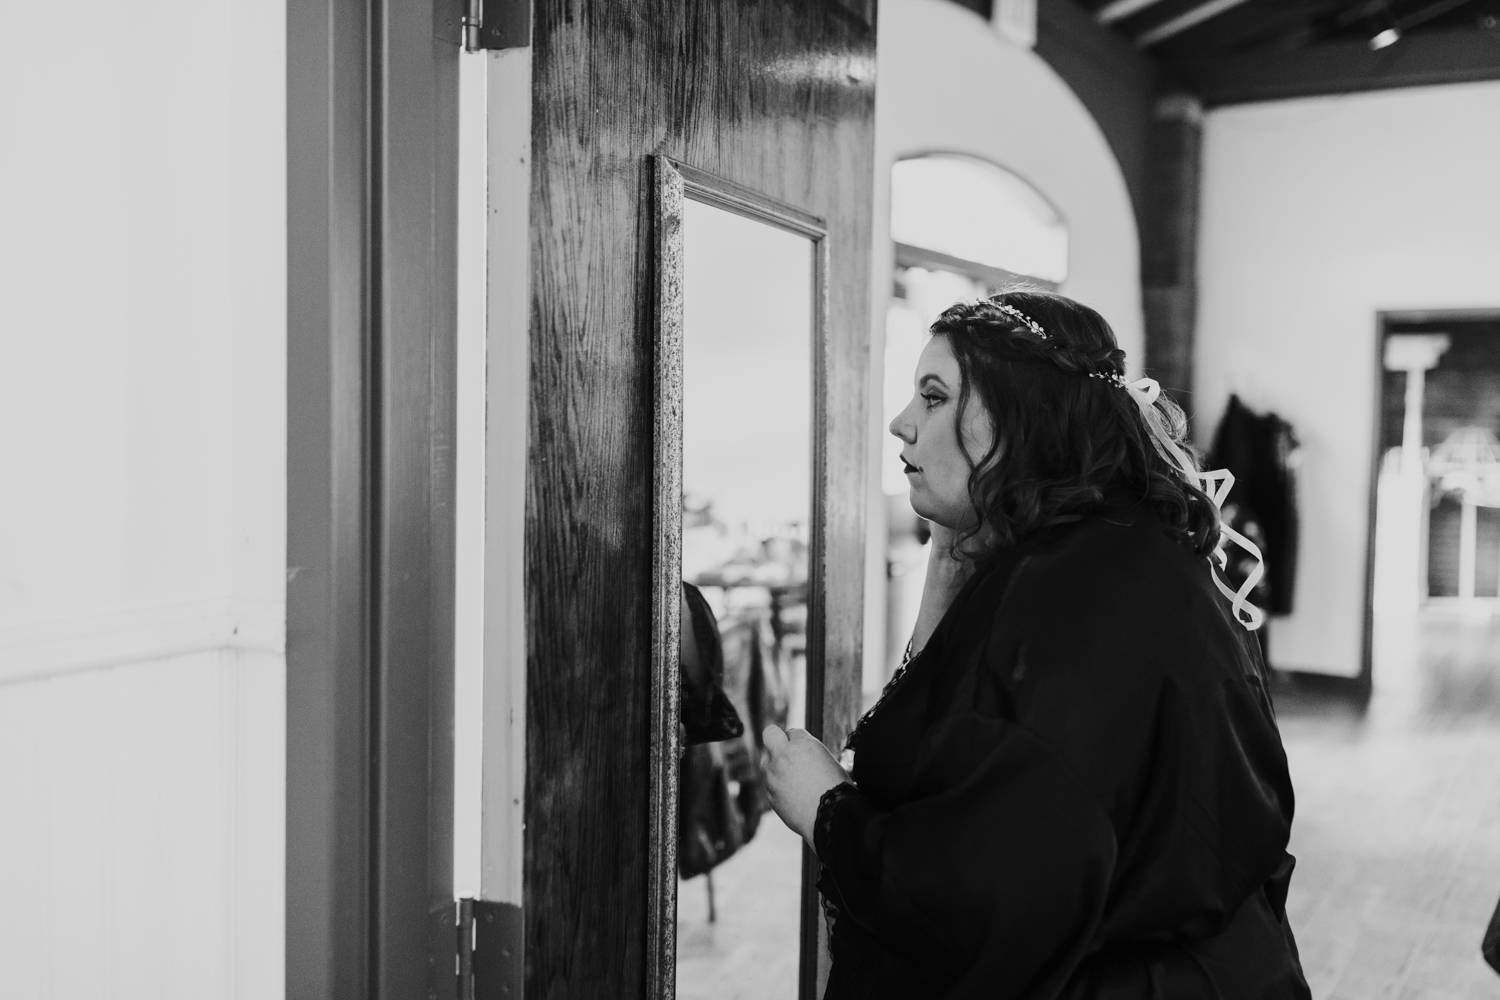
[1177,28,1500,106]
[1140,94,1203,410]
[1036,0,1163,225]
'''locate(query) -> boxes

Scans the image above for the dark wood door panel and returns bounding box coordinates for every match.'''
[525,2,876,996]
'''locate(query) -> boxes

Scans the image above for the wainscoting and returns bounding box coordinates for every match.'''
[0,646,284,1000]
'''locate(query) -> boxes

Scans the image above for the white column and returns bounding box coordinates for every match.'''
[1381,334,1451,610]
[1402,365,1427,476]
[1460,494,1478,600]
[1385,334,1451,474]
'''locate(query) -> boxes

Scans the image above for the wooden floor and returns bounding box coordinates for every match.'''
[675,814,804,1000]
[1276,611,1500,999]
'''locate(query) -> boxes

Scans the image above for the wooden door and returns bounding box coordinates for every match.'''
[523,3,877,997]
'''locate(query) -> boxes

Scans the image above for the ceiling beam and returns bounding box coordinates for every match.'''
[1095,0,1171,26]
[1136,0,1255,45]
[1175,28,1500,105]
[1400,0,1482,33]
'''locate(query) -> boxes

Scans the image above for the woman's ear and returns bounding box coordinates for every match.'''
[956,393,999,474]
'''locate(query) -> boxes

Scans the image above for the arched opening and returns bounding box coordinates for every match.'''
[880,153,1070,680]
[890,153,1068,288]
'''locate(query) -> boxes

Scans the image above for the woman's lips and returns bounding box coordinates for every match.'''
[902,460,920,474]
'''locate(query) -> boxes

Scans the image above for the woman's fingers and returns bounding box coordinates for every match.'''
[785,727,824,750]
[755,728,848,845]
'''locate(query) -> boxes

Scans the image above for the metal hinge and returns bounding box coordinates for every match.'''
[458,898,524,1000]
[463,0,531,52]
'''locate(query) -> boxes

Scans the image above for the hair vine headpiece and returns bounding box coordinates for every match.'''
[980,297,1264,630]
[994,303,1048,341]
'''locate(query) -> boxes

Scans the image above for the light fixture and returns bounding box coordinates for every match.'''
[1369,3,1402,49]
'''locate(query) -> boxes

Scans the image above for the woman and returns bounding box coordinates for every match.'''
[762,291,1310,998]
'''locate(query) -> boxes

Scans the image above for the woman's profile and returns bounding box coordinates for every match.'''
[762,290,1310,998]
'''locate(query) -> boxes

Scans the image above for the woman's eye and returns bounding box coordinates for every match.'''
[922,393,945,410]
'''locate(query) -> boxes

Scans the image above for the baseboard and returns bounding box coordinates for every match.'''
[1272,667,1373,704]
[0,599,285,685]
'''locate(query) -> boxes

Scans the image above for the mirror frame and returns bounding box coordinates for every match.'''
[647,155,831,1000]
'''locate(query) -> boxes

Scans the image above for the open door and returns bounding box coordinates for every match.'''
[482,4,878,998]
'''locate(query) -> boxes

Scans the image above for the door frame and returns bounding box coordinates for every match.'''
[285,0,461,996]
[1363,308,1500,698]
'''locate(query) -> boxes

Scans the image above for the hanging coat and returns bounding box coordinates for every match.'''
[814,504,1310,999]
[680,581,745,747]
[677,590,789,879]
[1210,395,1300,616]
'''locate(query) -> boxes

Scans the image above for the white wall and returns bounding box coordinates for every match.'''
[0,0,287,994]
[1196,82,1500,677]
[864,0,1144,684]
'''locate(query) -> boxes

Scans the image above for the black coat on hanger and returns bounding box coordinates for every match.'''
[1210,395,1301,617]
[677,584,789,879]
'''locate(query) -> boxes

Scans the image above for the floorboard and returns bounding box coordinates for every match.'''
[1276,610,1500,998]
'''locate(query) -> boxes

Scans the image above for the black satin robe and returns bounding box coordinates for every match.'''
[814,505,1311,999]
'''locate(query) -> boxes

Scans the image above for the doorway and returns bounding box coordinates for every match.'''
[1368,310,1500,709]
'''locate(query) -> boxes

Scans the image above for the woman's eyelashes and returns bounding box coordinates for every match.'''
[922,391,947,411]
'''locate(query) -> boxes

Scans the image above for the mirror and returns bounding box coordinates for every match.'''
[648,159,829,1000]
[675,198,813,999]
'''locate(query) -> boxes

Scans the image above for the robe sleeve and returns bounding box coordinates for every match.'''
[814,711,1119,996]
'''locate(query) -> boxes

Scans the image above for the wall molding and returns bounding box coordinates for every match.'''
[0,599,285,685]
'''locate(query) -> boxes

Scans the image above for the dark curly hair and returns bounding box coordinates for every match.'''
[930,288,1221,557]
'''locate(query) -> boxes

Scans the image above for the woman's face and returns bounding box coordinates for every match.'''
[889,335,996,529]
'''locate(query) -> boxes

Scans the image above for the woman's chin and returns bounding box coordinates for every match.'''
[907,491,972,533]
[906,492,949,528]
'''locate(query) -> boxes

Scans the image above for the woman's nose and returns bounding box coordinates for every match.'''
[889,405,915,444]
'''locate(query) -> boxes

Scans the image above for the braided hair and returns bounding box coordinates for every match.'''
[930,289,1221,556]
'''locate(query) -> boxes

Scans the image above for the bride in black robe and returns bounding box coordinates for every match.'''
[761,291,1311,999]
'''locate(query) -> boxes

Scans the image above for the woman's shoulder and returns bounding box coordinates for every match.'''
[966,508,1280,808]
[1020,505,1208,602]
[981,504,1253,684]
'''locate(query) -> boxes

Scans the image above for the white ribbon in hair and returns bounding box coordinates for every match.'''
[1120,376,1265,632]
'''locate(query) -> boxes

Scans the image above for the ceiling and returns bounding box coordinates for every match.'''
[1090,0,1499,54]
[954,0,1500,104]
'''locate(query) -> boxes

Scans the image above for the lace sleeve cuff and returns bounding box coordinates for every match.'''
[813,781,860,863]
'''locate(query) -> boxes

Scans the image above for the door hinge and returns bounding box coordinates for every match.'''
[463,0,531,52]
[458,898,524,1000]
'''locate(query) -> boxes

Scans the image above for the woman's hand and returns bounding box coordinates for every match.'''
[762,725,850,846]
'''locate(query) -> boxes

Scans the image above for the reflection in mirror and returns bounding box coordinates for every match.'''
[674,197,814,1000]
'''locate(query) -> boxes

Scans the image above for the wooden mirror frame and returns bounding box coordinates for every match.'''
[647,155,832,1000]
